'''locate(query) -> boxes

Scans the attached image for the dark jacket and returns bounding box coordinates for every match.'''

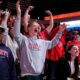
[54,56,78,80]
[0,44,16,80]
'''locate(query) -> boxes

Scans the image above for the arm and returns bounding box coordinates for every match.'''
[45,10,54,34]
[0,10,10,45]
[1,10,10,35]
[23,6,34,32]
[49,24,67,40]
[45,24,66,49]
[13,0,23,45]
[1,10,10,25]
[49,26,59,40]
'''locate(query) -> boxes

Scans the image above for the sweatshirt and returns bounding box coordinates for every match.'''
[13,15,62,76]
[1,21,18,61]
[0,44,16,80]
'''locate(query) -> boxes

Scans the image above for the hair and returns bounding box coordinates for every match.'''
[27,19,38,28]
[27,19,41,29]
[65,45,74,61]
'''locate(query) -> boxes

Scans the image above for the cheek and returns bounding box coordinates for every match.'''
[70,50,75,55]
[76,53,79,56]
[72,50,79,56]
[76,50,79,56]
[30,27,35,31]
[28,27,34,33]
[71,49,74,53]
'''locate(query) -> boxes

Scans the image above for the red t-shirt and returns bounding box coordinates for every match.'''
[46,26,66,61]
[38,29,48,39]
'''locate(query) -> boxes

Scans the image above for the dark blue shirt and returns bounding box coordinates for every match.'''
[0,44,16,80]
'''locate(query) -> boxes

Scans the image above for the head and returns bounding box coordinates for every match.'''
[8,15,16,37]
[27,20,40,37]
[38,22,45,32]
[72,31,79,40]
[66,45,79,60]
[0,26,5,43]
[8,15,16,28]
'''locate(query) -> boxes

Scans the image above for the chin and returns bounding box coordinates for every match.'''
[34,34,38,36]
[34,32,38,35]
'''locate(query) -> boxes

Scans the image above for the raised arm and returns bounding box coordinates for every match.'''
[13,0,24,46]
[1,10,10,26]
[13,0,21,36]
[1,10,10,36]
[23,6,34,32]
[45,10,54,34]
[45,24,66,49]
[16,0,21,18]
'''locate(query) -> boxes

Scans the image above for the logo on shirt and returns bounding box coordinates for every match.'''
[0,49,8,57]
[28,43,40,51]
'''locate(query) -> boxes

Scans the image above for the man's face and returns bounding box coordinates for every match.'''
[28,22,40,36]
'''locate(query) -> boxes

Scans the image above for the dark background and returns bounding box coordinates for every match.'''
[0,0,80,20]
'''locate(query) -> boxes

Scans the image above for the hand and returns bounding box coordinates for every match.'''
[5,9,10,17]
[27,6,34,12]
[59,23,66,32]
[45,10,52,15]
[16,0,21,11]
[16,0,21,15]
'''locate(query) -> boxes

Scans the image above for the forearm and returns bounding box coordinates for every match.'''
[13,15,21,36]
[23,10,30,27]
[14,2,21,36]
[46,14,54,33]
[49,14,53,27]
[51,31,62,48]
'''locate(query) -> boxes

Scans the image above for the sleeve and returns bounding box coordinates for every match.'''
[13,15,25,46]
[60,29,67,45]
[49,26,59,40]
[8,49,17,80]
[1,21,9,44]
[44,31,62,50]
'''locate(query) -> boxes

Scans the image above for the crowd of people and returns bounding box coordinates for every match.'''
[0,0,80,80]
